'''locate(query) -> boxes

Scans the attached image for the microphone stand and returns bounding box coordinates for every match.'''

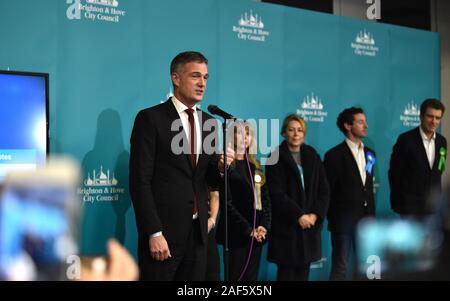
[219,116,236,282]
[222,118,231,282]
[208,105,235,281]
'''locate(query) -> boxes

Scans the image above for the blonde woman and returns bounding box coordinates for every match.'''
[216,121,271,281]
[266,114,329,281]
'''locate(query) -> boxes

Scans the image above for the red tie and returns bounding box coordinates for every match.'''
[185,108,198,215]
[185,108,197,168]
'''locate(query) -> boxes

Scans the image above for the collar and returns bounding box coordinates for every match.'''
[419,126,436,142]
[345,138,364,152]
[171,96,197,115]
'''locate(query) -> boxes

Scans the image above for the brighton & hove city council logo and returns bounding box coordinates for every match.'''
[232,10,270,42]
[351,29,379,57]
[296,93,328,123]
[78,165,124,203]
[400,101,420,127]
[66,0,126,23]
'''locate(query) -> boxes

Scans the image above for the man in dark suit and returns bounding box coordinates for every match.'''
[129,51,233,280]
[389,98,447,218]
[324,107,376,281]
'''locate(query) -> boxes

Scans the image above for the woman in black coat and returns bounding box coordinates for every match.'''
[266,114,330,281]
[216,121,271,281]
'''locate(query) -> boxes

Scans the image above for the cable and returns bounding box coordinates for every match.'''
[234,121,259,281]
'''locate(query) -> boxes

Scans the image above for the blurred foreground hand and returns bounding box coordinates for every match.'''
[80,239,138,281]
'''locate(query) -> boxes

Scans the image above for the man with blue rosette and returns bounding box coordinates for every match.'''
[324,107,376,281]
[389,98,447,218]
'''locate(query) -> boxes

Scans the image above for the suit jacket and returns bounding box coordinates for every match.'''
[215,161,271,249]
[324,141,376,234]
[266,141,330,266]
[389,127,447,215]
[129,99,221,247]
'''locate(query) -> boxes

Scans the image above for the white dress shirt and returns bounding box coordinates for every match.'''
[345,138,366,185]
[419,127,436,169]
[171,96,202,162]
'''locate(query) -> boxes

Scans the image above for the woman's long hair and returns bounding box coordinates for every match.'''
[229,121,261,171]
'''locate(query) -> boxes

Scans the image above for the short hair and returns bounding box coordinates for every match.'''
[336,107,364,136]
[281,114,307,137]
[420,98,445,116]
[170,51,208,75]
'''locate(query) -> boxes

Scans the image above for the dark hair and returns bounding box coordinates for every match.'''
[170,51,208,74]
[281,114,306,137]
[336,107,364,136]
[420,98,445,116]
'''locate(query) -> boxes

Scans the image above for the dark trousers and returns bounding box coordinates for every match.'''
[139,219,206,281]
[205,229,220,281]
[228,242,263,281]
[329,232,359,281]
[277,264,311,281]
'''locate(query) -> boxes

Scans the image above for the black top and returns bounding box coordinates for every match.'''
[216,160,271,249]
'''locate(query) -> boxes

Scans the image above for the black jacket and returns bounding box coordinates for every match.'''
[216,161,271,249]
[324,141,376,234]
[389,127,447,215]
[129,99,221,245]
[266,141,330,266]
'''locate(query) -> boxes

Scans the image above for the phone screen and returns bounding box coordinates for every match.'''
[0,159,80,281]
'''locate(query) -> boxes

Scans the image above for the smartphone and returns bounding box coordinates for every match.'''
[0,158,81,280]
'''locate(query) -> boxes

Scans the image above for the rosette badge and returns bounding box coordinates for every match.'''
[365,151,376,174]
[254,170,266,211]
[438,147,446,172]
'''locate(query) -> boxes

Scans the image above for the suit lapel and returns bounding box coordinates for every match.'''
[363,147,373,185]
[192,108,218,175]
[432,135,444,171]
[414,127,432,171]
[342,142,365,188]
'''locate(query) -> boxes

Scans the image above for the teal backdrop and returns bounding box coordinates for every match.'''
[0,0,441,280]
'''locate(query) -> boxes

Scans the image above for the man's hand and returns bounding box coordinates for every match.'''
[218,146,235,172]
[149,235,171,261]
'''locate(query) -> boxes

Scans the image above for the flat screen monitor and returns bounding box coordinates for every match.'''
[0,70,49,184]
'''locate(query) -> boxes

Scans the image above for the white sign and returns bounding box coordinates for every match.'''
[232,10,270,42]
[400,101,420,127]
[66,0,126,23]
[351,29,379,57]
[296,93,328,123]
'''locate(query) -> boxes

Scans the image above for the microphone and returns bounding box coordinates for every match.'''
[207,105,236,120]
